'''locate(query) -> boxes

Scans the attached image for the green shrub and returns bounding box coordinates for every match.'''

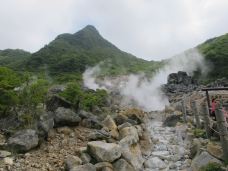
[199,162,224,171]
[60,82,108,112]
[193,128,207,138]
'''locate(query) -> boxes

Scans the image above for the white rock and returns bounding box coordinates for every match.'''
[0,150,11,158]
[4,157,13,165]
[152,151,169,159]
[144,157,166,169]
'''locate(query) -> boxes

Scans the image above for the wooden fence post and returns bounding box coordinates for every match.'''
[202,102,212,139]
[191,100,201,128]
[182,97,187,123]
[215,104,228,161]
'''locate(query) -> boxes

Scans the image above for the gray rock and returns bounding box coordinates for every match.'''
[70,163,96,171]
[189,138,201,159]
[80,152,91,164]
[81,118,103,129]
[191,151,222,171]
[0,150,11,158]
[87,141,121,162]
[88,130,111,141]
[46,95,72,112]
[117,123,132,131]
[114,114,128,125]
[102,115,119,139]
[65,155,82,171]
[7,129,39,153]
[163,114,181,127]
[151,151,170,159]
[3,157,13,165]
[119,126,139,143]
[54,107,81,127]
[95,162,113,171]
[37,116,54,138]
[113,159,136,171]
[79,110,103,129]
[144,157,166,169]
[119,139,144,170]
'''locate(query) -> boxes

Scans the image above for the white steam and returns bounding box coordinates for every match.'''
[82,65,106,90]
[83,48,208,111]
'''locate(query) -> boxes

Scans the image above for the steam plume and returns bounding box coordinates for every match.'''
[83,48,208,111]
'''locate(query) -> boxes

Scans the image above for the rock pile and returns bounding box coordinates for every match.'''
[0,107,152,171]
[162,71,198,102]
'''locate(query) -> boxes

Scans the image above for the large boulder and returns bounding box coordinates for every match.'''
[119,138,144,170]
[95,162,113,171]
[207,142,223,160]
[191,151,222,171]
[119,126,139,143]
[65,155,82,171]
[144,156,166,169]
[46,95,73,112]
[0,150,11,158]
[163,114,181,127]
[102,115,119,139]
[54,107,81,127]
[70,163,96,171]
[162,71,198,99]
[79,110,103,129]
[7,129,39,153]
[189,138,201,159]
[88,130,111,141]
[113,159,136,171]
[167,71,194,85]
[37,112,54,139]
[113,114,128,126]
[87,141,121,162]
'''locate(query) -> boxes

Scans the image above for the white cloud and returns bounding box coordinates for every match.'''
[0,0,227,60]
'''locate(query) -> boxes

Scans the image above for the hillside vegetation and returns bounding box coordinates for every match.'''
[0,25,227,128]
[198,33,228,81]
[26,25,162,80]
[0,49,31,71]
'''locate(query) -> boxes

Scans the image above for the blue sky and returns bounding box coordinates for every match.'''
[0,0,227,60]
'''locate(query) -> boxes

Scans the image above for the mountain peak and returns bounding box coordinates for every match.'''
[74,25,99,35]
[83,25,98,31]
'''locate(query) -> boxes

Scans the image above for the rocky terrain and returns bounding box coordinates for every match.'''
[0,71,228,171]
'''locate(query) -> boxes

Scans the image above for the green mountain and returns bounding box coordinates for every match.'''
[0,49,31,70]
[26,25,162,79]
[0,26,227,82]
[198,33,228,81]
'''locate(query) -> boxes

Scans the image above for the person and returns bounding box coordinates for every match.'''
[211,98,216,120]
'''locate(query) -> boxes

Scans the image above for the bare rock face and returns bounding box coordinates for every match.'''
[162,71,198,102]
[113,159,136,171]
[54,107,81,127]
[87,141,121,162]
[7,129,39,153]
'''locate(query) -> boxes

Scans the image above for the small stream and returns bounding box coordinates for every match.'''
[144,114,192,171]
